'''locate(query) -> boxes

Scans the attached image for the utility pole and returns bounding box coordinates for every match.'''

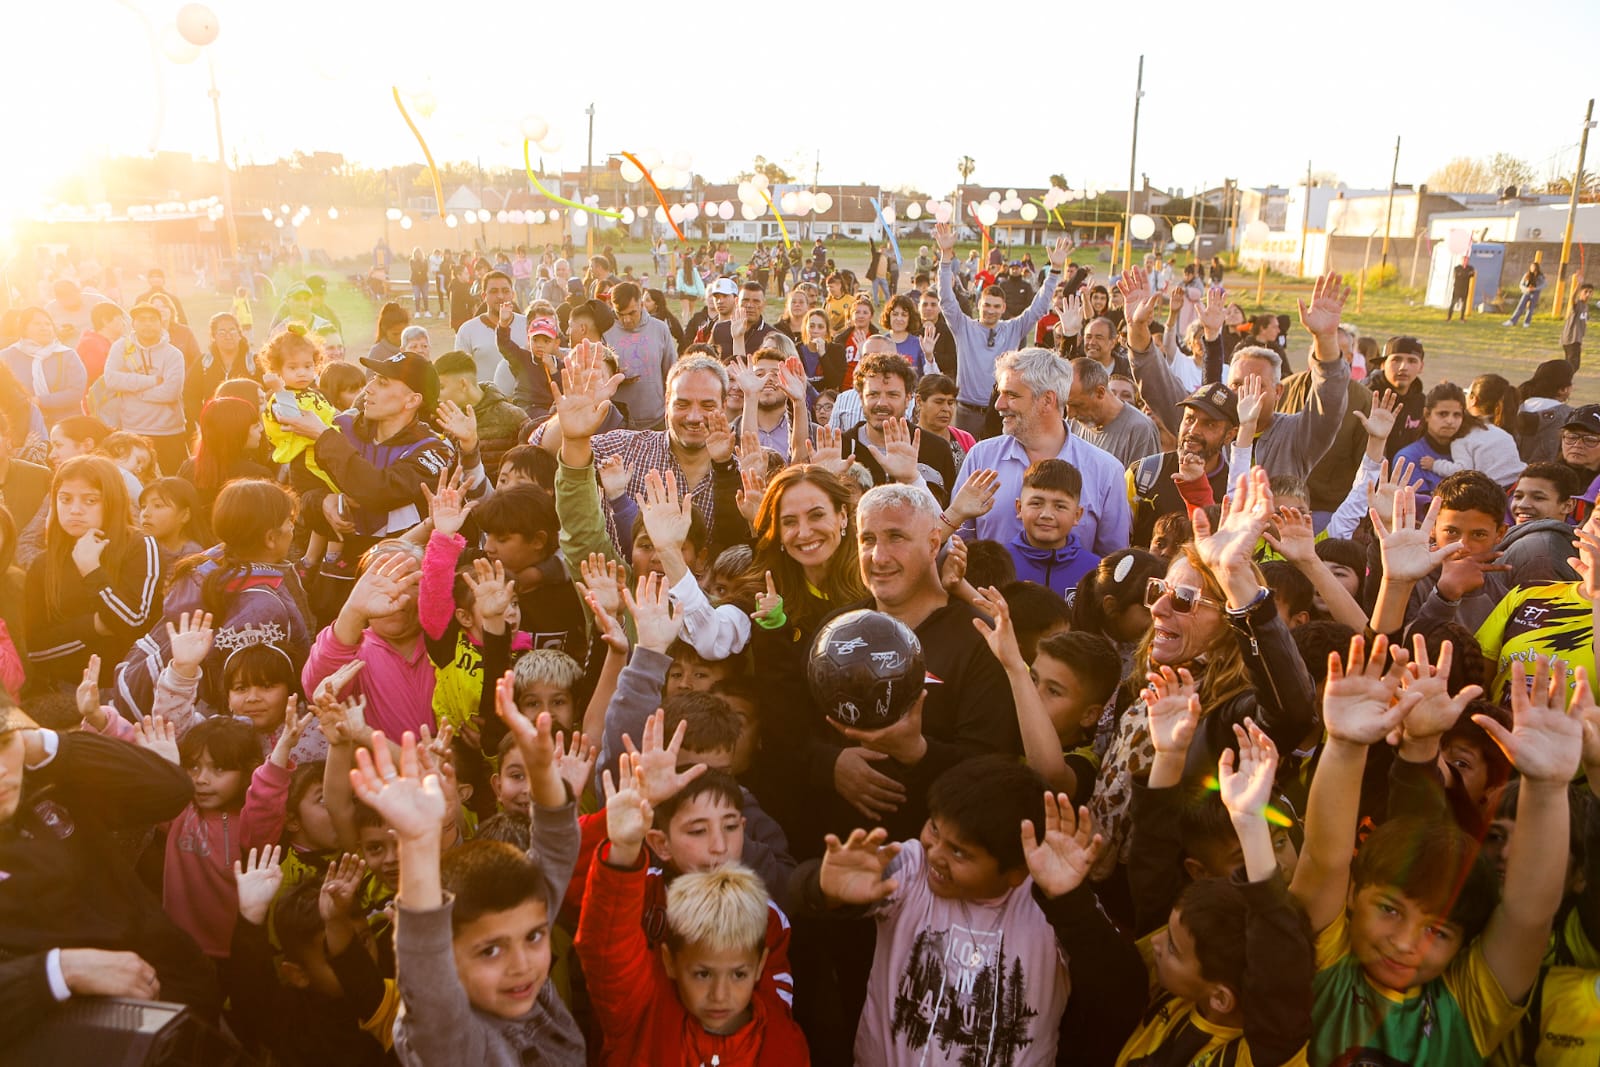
[1298,160,1312,277]
[476,157,487,244]
[1379,136,1401,276]
[205,55,238,265]
[1124,54,1144,271]
[811,150,820,242]
[1552,98,1595,317]
[584,103,596,257]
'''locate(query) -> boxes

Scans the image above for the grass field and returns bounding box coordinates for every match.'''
[190,237,1582,392]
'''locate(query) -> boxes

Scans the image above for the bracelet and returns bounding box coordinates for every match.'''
[755,596,787,630]
[939,511,959,529]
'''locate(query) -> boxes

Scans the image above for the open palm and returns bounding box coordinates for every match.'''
[820,828,900,905]
[1322,635,1416,745]
[1021,794,1102,898]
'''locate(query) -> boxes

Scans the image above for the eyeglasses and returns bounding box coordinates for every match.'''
[1145,577,1223,615]
[1563,430,1600,447]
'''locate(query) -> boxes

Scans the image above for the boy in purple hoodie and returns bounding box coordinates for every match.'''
[1005,459,1100,597]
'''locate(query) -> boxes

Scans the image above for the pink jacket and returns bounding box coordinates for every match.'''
[163,760,289,958]
[302,624,436,739]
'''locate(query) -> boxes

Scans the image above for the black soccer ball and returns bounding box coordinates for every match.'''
[808,609,926,730]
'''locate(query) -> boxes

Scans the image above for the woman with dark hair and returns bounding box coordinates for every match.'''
[1465,374,1518,434]
[879,294,924,370]
[1516,359,1576,463]
[176,397,274,518]
[642,287,684,347]
[184,312,259,428]
[1070,548,1166,676]
[1505,261,1546,326]
[1,306,86,427]
[146,293,202,370]
[368,301,411,362]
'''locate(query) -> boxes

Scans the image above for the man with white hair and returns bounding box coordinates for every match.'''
[1124,267,1350,482]
[948,347,1131,554]
[539,257,573,307]
[800,483,1020,832]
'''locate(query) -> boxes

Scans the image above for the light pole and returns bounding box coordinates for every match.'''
[1124,55,1144,271]
[1551,98,1595,317]
[205,54,238,265]
[584,103,595,256]
[1379,136,1401,277]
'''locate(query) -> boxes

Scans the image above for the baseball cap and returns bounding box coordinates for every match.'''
[1177,382,1240,425]
[360,350,439,417]
[528,316,559,340]
[1563,404,1600,435]
[709,278,739,296]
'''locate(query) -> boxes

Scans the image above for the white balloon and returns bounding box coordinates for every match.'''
[882,206,896,224]
[719,202,735,220]
[669,204,686,222]
[520,115,549,142]
[682,204,699,221]
[619,159,644,184]
[327,207,339,220]
[274,218,284,229]
[1129,214,1156,240]
[161,24,201,63]
[1020,204,1039,222]
[977,203,1000,228]
[813,192,833,213]
[533,210,547,224]
[1005,188,1018,201]
[933,202,953,224]
[751,174,769,192]
[655,206,668,224]
[400,216,413,230]
[737,181,757,205]
[987,191,1001,203]
[510,210,525,224]
[620,207,635,224]
[740,202,760,221]
[385,207,402,221]
[780,192,799,214]
[176,3,219,46]
[1244,219,1270,243]
[261,208,274,221]
[640,148,662,169]
[1447,228,1470,255]
[279,203,291,215]
[445,214,459,229]
[496,210,509,224]
[411,90,436,119]
[906,203,922,220]
[572,210,588,227]
[1172,222,1197,246]
[538,131,564,153]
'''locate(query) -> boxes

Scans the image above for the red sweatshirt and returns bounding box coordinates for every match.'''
[575,843,809,1067]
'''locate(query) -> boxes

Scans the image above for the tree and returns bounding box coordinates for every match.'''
[958,156,976,183]
[1427,156,1493,193]
[1049,174,1069,190]
[1487,153,1536,194]
[735,156,792,184]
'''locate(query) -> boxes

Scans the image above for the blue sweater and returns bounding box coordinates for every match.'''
[1007,530,1100,597]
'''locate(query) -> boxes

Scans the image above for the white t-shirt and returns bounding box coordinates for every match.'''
[453,314,524,381]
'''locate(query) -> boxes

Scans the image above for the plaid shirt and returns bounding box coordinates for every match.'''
[534,426,718,552]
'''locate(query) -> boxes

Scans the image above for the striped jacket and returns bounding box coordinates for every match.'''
[24,534,162,695]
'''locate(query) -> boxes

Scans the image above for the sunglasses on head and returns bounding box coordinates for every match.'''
[1145,577,1223,615]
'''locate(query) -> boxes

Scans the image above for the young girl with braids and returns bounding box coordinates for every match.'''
[24,455,162,695]
[112,478,313,720]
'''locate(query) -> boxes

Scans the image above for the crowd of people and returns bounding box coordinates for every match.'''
[0,220,1597,1067]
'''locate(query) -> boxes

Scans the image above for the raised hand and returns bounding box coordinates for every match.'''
[1435,550,1512,602]
[75,655,105,729]
[597,454,633,500]
[1570,667,1600,780]
[433,400,479,453]
[1398,636,1482,744]
[1196,286,1227,339]
[132,715,180,764]
[948,468,1000,524]
[1365,454,1418,531]
[421,466,473,537]
[637,469,694,560]
[1194,466,1275,575]
[233,845,285,925]
[1218,718,1279,820]
[318,852,366,924]
[579,552,627,619]
[1263,505,1318,563]
[751,571,783,625]
[1142,666,1200,756]
[270,702,313,767]
[493,671,561,780]
[727,357,762,397]
[1053,293,1084,338]
[1568,514,1600,600]
[932,222,956,258]
[1021,793,1103,899]
[349,730,450,843]
[1046,235,1074,271]
[552,341,624,440]
[553,729,599,802]
[1234,374,1266,430]
[819,827,902,905]
[869,417,923,484]
[622,571,685,654]
[346,553,422,621]
[970,585,1026,672]
[811,424,849,475]
[463,557,516,628]
[1117,268,1159,325]
[1479,657,1585,784]
[622,709,708,808]
[582,587,630,656]
[602,755,655,865]
[1322,634,1418,746]
[165,611,215,674]
[1296,271,1350,337]
[1371,485,1462,583]
[920,322,939,360]
[1354,390,1401,443]
[735,467,767,528]
[939,533,968,593]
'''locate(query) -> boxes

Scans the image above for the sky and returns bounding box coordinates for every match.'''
[9,0,1600,213]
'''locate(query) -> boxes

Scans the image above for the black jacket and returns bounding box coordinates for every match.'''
[0,732,216,1043]
[1367,377,1427,458]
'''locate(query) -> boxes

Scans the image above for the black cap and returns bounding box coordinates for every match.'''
[1564,404,1600,435]
[360,350,439,418]
[1177,382,1240,425]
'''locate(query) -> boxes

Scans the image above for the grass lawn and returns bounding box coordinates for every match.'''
[191,236,1581,393]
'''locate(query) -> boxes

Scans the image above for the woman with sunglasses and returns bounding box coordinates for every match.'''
[1087,467,1318,896]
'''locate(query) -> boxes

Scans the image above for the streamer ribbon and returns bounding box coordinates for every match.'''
[523,139,623,219]
[870,197,901,266]
[392,86,445,219]
[760,189,794,252]
[620,152,684,242]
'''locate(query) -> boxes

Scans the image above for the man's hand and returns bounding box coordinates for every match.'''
[1117,268,1159,326]
[433,400,479,455]
[166,611,215,677]
[132,716,180,765]
[233,845,285,926]
[597,455,633,500]
[349,730,450,843]
[1046,235,1074,271]
[947,469,999,524]
[811,424,849,475]
[622,571,685,654]
[833,748,907,820]
[1354,390,1401,443]
[278,406,332,440]
[58,949,160,1001]
[831,691,928,766]
[420,466,473,537]
[1371,485,1462,583]
[321,494,357,537]
[868,418,923,484]
[1479,657,1585,785]
[1436,551,1512,602]
[1296,271,1350,339]
[932,222,956,258]
[1322,634,1419,746]
[1053,293,1083,338]
[939,533,968,593]
[818,827,902,905]
[1021,793,1103,899]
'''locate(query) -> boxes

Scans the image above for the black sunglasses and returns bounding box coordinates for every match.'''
[1145,577,1223,615]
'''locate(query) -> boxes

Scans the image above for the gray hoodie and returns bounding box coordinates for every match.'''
[1498,518,1580,585]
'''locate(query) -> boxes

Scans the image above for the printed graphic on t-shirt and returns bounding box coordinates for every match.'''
[890,925,1037,1065]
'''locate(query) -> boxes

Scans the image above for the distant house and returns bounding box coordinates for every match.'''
[694,183,885,244]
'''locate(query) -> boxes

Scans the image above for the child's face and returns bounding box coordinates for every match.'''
[716,695,760,775]
[1031,653,1100,747]
[332,384,361,409]
[1509,477,1568,524]
[498,463,533,490]
[660,942,767,1035]
[529,335,560,360]
[665,655,731,698]
[492,747,530,815]
[648,793,745,873]
[813,396,834,425]
[54,477,106,539]
[358,825,400,890]
[1148,522,1185,561]
[114,448,154,481]
[139,493,189,542]
[290,782,340,851]
[1015,488,1081,549]
[1151,909,1216,1005]
[451,897,552,1019]
[279,347,318,390]
[228,680,290,734]
[188,751,246,813]
[1433,508,1504,561]
[516,684,575,736]
[919,816,1022,900]
[484,530,544,573]
[1425,401,1464,443]
[1441,737,1490,804]
[1346,883,1463,991]
[49,427,91,463]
